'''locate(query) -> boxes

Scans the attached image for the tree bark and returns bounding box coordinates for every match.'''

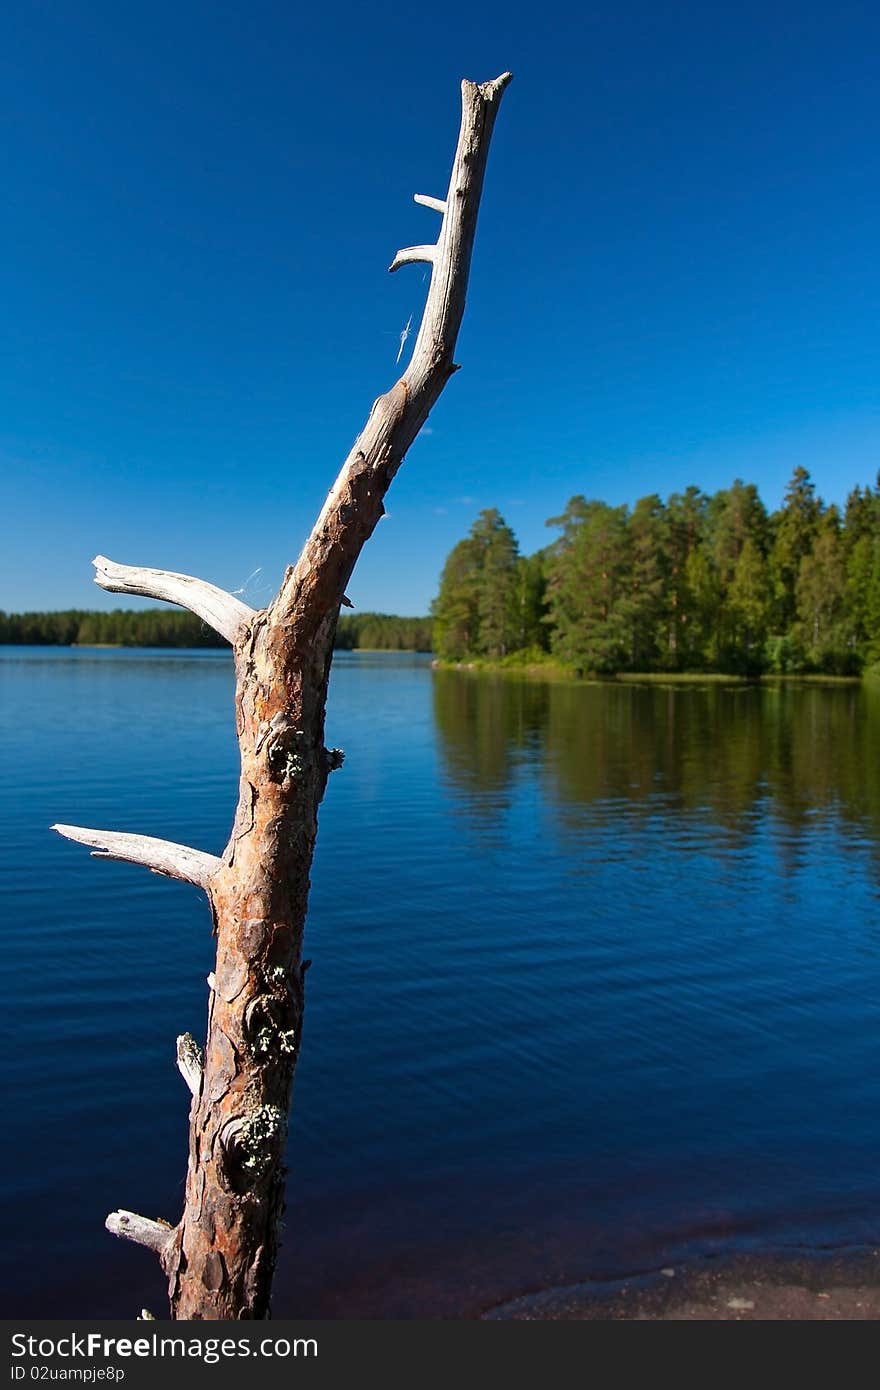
[55,71,511,1319]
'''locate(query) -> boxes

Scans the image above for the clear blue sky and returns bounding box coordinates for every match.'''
[3,0,879,615]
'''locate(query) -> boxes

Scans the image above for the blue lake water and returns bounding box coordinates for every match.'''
[3,647,880,1317]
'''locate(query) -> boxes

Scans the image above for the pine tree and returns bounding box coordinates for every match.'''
[727,538,772,672]
[431,535,482,659]
[700,480,768,667]
[795,509,850,671]
[622,493,670,669]
[472,509,520,657]
[706,479,769,590]
[666,486,708,668]
[769,466,821,631]
[545,498,630,672]
[680,547,722,668]
[843,484,880,666]
[513,551,549,652]
[431,510,520,659]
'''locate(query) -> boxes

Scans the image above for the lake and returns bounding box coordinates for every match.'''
[3,647,880,1317]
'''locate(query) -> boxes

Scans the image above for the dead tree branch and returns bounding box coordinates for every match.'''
[105,1211,175,1256]
[93,556,255,644]
[52,824,220,890]
[272,71,512,627]
[57,70,512,1320]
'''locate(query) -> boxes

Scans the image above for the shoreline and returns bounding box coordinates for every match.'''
[0,644,870,683]
[483,1245,880,1320]
[433,658,866,687]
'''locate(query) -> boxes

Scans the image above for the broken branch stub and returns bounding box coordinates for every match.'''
[176,1033,204,1097]
[51,824,221,891]
[105,1210,174,1257]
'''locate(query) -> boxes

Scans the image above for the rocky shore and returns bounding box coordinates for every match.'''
[483,1248,880,1320]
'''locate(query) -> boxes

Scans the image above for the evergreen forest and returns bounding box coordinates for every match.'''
[0,608,432,651]
[430,469,880,676]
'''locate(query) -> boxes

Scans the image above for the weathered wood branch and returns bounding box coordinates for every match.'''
[176,1033,204,1096]
[413,193,447,214]
[52,824,220,890]
[272,71,512,627]
[106,1210,174,1256]
[388,244,437,272]
[93,555,255,644]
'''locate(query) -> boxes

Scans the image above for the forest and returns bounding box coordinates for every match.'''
[7,466,880,675]
[431,468,880,676]
[0,608,432,651]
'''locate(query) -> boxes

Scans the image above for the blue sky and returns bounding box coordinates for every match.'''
[3,0,879,616]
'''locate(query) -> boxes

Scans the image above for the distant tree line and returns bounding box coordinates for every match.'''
[0,608,227,647]
[334,612,433,651]
[0,608,432,651]
[431,469,880,676]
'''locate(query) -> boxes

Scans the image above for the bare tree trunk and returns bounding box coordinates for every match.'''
[53,72,511,1319]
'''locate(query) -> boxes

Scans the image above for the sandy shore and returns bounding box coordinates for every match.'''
[483,1248,880,1320]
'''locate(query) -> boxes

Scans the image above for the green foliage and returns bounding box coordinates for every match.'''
[474,509,520,658]
[0,608,432,652]
[0,608,228,647]
[433,467,880,677]
[545,498,631,672]
[724,538,772,673]
[512,552,548,652]
[622,493,670,670]
[430,536,482,659]
[794,510,854,672]
[431,509,544,660]
[334,613,432,651]
[769,465,820,631]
